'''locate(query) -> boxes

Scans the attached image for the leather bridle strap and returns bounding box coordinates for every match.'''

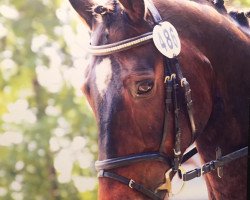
[88,32,153,55]
[182,146,248,181]
[161,58,192,172]
[159,61,173,153]
[95,148,198,171]
[95,152,172,171]
[98,170,162,200]
[171,58,198,143]
[146,0,162,24]
[172,70,182,171]
[96,148,198,200]
[181,147,198,163]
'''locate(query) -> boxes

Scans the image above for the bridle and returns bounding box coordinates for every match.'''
[87,1,249,200]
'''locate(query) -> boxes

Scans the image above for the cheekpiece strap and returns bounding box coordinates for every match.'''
[146,0,163,24]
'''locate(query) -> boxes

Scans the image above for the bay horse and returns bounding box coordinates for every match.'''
[68,0,250,199]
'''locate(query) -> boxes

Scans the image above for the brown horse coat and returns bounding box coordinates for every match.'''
[69,0,250,199]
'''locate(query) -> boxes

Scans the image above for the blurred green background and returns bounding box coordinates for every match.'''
[0,0,249,200]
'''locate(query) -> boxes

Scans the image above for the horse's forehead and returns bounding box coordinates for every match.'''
[91,23,107,46]
[94,57,113,98]
[91,17,120,46]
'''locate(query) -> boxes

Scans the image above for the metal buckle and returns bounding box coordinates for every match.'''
[174,149,181,156]
[173,166,185,195]
[177,166,185,179]
[196,168,202,177]
[216,147,223,178]
[97,170,105,177]
[164,76,171,83]
[171,73,176,80]
[180,78,187,87]
[164,73,176,83]
[156,168,172,195]
[157,167,186,196]
[129,179,135,188]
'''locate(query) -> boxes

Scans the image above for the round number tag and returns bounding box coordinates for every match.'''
[153,21,181,58]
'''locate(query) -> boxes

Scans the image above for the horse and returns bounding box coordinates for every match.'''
[68,0,250,199]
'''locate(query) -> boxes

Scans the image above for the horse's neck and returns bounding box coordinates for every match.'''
[157,1,249,199]
[159,0,250,141]
[167,2,250,199]
[195,39,249,198]
[195,103,248,200]
[173,0,250,147]
[158,0,250,85]
[160,0,250,140]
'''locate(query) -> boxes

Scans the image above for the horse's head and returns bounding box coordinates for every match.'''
[69,0,215,199]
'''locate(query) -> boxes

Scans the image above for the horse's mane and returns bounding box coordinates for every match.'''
[191,0,250,36]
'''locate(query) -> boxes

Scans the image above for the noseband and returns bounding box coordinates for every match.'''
[88,1,249,199]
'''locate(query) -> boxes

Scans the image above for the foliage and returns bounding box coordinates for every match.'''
[230,0,250,7]
[0,0,97,199]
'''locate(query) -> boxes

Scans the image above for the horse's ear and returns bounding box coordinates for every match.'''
[119,0,146,24]
[69,0,94,29]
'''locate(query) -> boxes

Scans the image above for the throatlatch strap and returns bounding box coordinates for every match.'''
[181,147,198,164]
[98,170,163,200]
[182,146,248,181]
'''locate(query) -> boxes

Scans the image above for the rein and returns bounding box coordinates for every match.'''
[88,0,249,199]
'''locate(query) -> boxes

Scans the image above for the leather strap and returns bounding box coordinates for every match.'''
[98,170,162,200]
[181,147,198,163]
[159,57,197,172]
[88,32,153,55]
[172,58,198,143]
[159,58,172,153]
[97,148,198,200]
[172,73,182,171]
[95,152,172,171]
[183,146,248,181]
[95,147,198,171]
[159,79,172,153]
[146,0,162,24]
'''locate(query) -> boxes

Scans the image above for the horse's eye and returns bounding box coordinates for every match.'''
[136,80,154,95]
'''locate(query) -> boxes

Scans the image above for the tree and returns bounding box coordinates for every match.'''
[0,0,97,199]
